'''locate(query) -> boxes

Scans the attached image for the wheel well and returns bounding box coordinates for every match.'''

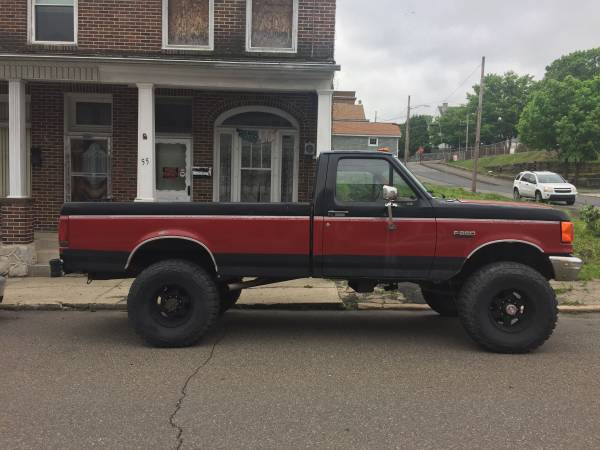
[458,242,553,282]
[126,238,217,276]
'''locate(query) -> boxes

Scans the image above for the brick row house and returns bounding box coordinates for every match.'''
[0,0,338,275]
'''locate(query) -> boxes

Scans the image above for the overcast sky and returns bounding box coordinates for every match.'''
[335,0,600,122]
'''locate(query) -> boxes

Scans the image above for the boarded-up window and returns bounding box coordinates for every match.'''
[168,0,211,47]
[250,0,294,49]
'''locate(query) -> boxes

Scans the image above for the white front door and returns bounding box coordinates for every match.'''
[155,138,191,202]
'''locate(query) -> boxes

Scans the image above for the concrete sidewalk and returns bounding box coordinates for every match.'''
[0,276,344,310]
[1,275,600,313]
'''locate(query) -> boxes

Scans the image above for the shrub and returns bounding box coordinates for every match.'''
[580,205,600,236]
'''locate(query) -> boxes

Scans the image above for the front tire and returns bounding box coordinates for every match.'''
[456,262,558,353]
[421,284,458,317]
[535,191,544,203]
[127,259,219,348]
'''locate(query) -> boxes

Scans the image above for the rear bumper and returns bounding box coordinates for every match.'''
[550,256,583,281]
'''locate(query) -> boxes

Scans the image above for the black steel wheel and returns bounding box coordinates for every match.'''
[457,262,557,353]
[128,259,219,347]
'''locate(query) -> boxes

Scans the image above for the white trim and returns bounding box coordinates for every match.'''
[136,83,156,202]
[65,93,113,134]
[214,106,300,129]
[7,80,28,199]
[466,239,544,260]
[316,90,333,156]
[162,0,214,51]
[29,0,78,46]
[125,236,218,271]
[246,0,298,54]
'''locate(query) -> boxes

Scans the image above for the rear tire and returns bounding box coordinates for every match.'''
[421,284,458,317]
[127,259,219,348]
[456,262,557,353]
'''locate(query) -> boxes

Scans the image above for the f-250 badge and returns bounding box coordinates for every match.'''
[453,230,477,238]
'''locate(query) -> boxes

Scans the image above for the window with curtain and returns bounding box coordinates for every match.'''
[165,0,212,48]
[32,0,76,43]
[248,0,296,51]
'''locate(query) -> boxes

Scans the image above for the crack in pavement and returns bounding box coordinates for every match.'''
[169,327,227,450]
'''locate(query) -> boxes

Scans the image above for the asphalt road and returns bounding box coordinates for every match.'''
[407,162,600,209]
[2,310,600,449]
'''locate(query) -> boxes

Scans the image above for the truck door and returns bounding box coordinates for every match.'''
[317,154,436,280]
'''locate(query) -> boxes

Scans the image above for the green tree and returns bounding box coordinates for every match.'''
[399,115,432,155]
[429,106,470,150]
[467,71,536,146]
[518,76,600,181]
[544,47,600,81]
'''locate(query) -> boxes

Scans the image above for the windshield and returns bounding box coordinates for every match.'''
[537,173,566,183]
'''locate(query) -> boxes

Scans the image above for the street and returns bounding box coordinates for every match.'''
[408,162,600,209]
[2,310,600,449]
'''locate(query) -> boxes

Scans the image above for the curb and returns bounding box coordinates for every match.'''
[2,302,600,314]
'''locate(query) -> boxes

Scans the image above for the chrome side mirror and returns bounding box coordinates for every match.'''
[383,185,398,202]
[383,185,398,231]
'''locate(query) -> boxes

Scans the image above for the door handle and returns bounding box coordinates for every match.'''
[328,210,349,217]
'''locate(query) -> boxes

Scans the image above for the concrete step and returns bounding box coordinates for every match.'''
[29,263,50,278]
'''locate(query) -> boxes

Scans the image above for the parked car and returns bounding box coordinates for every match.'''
[513,171,577,205]
[53,151,582,353]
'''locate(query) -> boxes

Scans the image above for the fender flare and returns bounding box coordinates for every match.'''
[124,236,218,272]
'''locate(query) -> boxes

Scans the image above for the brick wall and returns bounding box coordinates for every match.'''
[29,82,139,230]
[0,0,336,61]
[1,198,34,244]
[28,83,317,230]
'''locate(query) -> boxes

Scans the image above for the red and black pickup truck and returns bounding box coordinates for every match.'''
[54,151,582,353]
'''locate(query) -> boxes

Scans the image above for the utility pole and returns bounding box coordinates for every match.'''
[403,95,411,164]
[471,57,485,193]
[465,113,470,155]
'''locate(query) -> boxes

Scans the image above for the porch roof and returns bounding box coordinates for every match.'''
[0,53,339,92]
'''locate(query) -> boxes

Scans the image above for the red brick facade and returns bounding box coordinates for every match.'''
[0,0,335,240]
[0,0,336,61]
[1,198,34,244]
[28,83,317,230]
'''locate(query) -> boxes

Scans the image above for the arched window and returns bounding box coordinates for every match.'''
[214,107,299,203]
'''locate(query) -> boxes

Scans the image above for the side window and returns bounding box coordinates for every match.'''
[335,158,417,204]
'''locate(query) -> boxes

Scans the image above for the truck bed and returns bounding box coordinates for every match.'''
[60,202,312,278]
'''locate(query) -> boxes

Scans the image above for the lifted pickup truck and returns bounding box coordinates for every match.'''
[55,151,582,353]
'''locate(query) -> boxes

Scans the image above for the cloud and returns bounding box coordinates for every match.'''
[335,0,600,121]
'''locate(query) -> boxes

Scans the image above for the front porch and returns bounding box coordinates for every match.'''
[0,55,336,275]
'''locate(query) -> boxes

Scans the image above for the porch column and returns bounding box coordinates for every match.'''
[316,90,333,156]
[8,79,28,198]
[136,83,156,202]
